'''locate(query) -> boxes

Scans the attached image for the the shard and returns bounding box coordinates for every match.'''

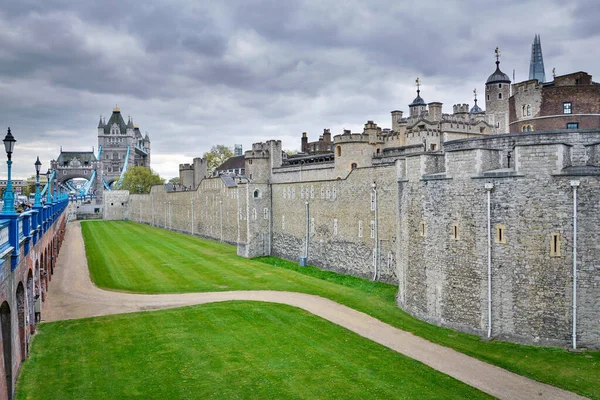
[529,34,546,82]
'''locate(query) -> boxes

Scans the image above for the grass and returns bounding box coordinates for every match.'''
[17,302,492,400]
[80,221,599,399]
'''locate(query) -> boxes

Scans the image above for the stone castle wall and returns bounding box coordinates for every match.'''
[397,131,600,347]
[114,129,599,348]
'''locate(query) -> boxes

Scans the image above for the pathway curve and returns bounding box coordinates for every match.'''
[44,222,587,400]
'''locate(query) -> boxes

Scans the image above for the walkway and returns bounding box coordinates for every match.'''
[44,222,586,400]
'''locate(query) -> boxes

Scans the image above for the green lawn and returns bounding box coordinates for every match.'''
[17,302,492,400]
[80,221,599,399]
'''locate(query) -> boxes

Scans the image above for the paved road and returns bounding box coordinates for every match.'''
[44,222,587,400]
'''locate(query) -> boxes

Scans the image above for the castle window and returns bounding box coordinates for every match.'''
[292,187,296,200]
[333,218,338,235]
[420,221,426,237]
[332,186,337,200]
[282,215,285,230]
[452,224,459,240]
[526,105,531,116]
[252,208,257,220]
[263,208,269,219]
[430,143,437,151]
[550,233,561,257]
[498,93,502,99]
[253,189,260,198]
[301,186,305,199]
[487,94,490,101]
[351,163,358,170]
[370,192,376,211]
[567,122,579,129]
[370,220,375,238]
[310,185,314,199]
[563,102,572,114]
[320,186,324,199]
[495,225,506,244]
[387,252,393,268]
[522,125,533,132]
[498,83,502,88]
[358,221,363,238]
[249,159,252,165]
[336,146,342,157]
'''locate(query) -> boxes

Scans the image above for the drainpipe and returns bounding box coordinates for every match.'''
[219,199,223,242]
[372,182,378,281]
[169,201,172,229]
[570,180,579,350]
[485,182,494,338]
[301,201,309,266]
[191,199,194,235]
[164,201,167,228]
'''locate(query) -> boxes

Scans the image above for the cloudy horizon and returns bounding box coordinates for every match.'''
[0,0,598,180]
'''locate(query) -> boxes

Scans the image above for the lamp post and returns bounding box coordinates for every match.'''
[46,169,52,204]
[53,177,57,202]
[1,128,17,215]
[34,157,42,207]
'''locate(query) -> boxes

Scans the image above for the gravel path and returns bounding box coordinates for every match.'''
[43,222,587,400]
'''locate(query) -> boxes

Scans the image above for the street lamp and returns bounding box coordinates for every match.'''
[1,128,17,215]
[34,157,42,207]
[46,169,52,204]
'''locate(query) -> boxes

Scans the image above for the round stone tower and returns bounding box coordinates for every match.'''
[485,48,511,134]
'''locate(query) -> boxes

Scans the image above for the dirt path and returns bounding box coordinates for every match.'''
[44,222,587,400]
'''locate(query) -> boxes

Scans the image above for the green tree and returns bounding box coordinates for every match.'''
[203,145,233,174]
[118,166,164,194]
[168,177,180,184]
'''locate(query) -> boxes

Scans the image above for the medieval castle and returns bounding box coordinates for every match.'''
[104,37,600,349]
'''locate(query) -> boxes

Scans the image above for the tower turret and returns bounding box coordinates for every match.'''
[409,77,427,118]
[485,47,511,133]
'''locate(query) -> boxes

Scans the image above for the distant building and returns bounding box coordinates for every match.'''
[529,34,546,83]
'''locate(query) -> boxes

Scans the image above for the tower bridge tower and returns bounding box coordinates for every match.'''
[97,106,151,187]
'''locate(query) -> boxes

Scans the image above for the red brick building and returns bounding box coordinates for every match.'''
[509,71,600,133]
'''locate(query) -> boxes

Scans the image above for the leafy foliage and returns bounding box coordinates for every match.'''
[117,166,164,194]
[203,144,233,173]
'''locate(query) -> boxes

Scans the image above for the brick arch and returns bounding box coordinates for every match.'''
[15,283,26,360]
[0,301,12,400]
[26,271,34,333]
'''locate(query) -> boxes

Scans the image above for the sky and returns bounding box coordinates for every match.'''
[0,0,598,180]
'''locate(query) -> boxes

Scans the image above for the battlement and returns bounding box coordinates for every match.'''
[179,163,194,171]
[513,79,543,93]
[452,104,470,114]
[333,132,370,144]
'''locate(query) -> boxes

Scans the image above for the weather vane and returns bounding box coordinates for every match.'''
[473,88,478,100]
[495,47,500,62]
[552,67,556,79]
[416,77,421,93]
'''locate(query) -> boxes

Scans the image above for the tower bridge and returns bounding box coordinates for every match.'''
[50,106,151,203]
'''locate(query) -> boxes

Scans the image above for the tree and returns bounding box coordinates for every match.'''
[203,145,233,174]
[118,166,164,194]
[168,177,180,184]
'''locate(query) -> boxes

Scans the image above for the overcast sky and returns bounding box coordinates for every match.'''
[0,0,598,180]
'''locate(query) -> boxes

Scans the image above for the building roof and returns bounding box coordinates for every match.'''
[216,155,245,172]
[220,175,237,188]
[56,151,97,165]
[409,90,426,107]
[103,109,128,135]
[470,98,484,114]
[486,60,511,84]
